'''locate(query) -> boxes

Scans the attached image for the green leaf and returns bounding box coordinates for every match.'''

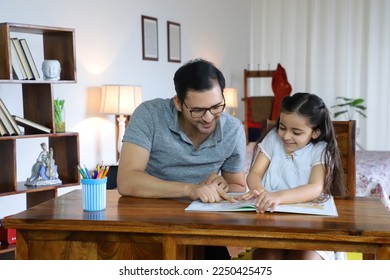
[332,96,367,119]
[350,99,364,106]
[333,110,348,118]
[54,99,65,123]
[356,110,367,118]
[355,105,367,110]
[335,97,353,102]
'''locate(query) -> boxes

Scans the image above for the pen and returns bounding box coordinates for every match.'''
[102,165,110,178]
[79,162,110,179]
[84,164,91,179]
[96,169,103,179]
[77,164,86,179]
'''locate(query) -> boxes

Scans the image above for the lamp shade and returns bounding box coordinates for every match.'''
[100,85,142,115]
[224,87,238,108]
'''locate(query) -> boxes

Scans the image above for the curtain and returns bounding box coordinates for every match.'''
[250,0,390,150]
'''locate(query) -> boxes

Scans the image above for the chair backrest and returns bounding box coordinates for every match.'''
[249,96,274,122]
[243,69,275,138]
[332,120,356,197]
[263,120,356,197]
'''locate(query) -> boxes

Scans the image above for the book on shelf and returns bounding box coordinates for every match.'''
[19,38,40,80]
[10,38,33,80]
[0,120,8,136]
[9,38,27,80]
[185,195,338,217]
[0,105,16,135]
[12,115,52,134]
[0,98,22,135]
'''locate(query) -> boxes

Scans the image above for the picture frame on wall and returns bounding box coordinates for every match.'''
[167,21,181,63]
[142,15,158,61]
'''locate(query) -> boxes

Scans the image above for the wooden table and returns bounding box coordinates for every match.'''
[5,190,390,260]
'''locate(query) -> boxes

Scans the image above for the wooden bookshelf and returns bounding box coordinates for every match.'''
[0,22,80,258]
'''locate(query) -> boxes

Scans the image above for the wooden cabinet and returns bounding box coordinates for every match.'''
[0,22,80,258]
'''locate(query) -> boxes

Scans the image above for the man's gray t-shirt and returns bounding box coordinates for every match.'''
[122,98,246,184]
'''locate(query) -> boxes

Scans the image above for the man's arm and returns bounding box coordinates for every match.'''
[117,142,233,202]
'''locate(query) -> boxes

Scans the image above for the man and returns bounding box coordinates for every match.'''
[118,58,246,200]
[117,58,246,259]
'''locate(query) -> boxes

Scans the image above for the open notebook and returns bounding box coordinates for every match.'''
[185,195,338,216]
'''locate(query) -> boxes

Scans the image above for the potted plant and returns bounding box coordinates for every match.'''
[54,99,65,133]
[331,97,367,120]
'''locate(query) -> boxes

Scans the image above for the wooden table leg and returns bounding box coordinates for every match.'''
[15,231,28,260]
[376,245,390,260]
[162,236,179,260]
[162,236,190,260]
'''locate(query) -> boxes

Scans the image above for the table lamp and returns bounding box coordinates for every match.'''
[224,87,238,116]
[100,85,142,159]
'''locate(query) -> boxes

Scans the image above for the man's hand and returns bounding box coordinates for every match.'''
[200,173,229,192]
[194,184,233,203]
[194,173,233,203]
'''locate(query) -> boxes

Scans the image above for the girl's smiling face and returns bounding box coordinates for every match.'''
[278,112,320,154]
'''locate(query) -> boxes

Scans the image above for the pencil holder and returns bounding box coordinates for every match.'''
[81,178,107,211]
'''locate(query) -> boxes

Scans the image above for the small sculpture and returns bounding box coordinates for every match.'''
[42,59,61,81]
[25,142,62,186]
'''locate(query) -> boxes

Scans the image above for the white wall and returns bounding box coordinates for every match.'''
[249,0,390,151]
[0,0,251,218]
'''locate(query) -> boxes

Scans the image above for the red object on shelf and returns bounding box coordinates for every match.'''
[0,219,16,244]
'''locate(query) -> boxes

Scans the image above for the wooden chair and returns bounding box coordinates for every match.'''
[243,65,292,142]
[333,121,374,259]
[248,96,274,123]
[243,69,275,142]
[332,120,356,197]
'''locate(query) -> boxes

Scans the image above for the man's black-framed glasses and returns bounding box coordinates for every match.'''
[182,100,226,118]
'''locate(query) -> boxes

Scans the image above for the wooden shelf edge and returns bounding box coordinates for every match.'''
[0,182,80,197]
[1,22,75,33]
[0,132,79,140]
[0,79,76,84]
[0,243,16,254]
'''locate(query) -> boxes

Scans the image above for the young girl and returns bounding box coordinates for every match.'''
[242,92,345,260]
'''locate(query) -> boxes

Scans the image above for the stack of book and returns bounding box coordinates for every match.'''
[0,98,21,136]
[10,37,40,80]
[0,98,51,136]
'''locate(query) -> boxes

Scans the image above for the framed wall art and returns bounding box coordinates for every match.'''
[141,15,158,61]
[167,21,181,63]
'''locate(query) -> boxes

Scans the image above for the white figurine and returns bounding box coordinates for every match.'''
[26,142,61,186]
[42,59,61,81]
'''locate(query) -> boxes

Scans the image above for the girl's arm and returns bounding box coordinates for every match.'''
[241,152,270,200]
[255,164,325,212]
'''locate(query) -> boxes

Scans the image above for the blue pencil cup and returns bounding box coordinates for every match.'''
[81,178,107,211]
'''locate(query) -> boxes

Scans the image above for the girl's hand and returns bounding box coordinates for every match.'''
[254,190,281,213]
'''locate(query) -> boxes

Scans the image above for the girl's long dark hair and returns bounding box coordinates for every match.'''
[252,92,346,198]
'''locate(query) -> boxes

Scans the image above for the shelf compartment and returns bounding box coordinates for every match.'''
[0,139,16,194]
[22,83,54,132]
[49,134,80,183]
[0,22,76,82]
[0,243,16,260]
[0,133,80,197]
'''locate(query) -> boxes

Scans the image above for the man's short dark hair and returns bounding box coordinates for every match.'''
[173,58,225,102]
